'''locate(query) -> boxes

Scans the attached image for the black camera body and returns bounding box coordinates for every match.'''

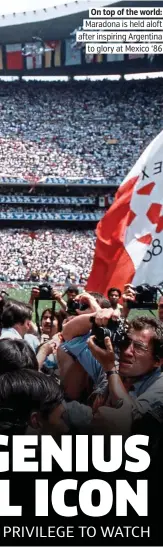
[67,299,88,316]
[34,284,53,300]
[127,284,159,310]
[90,316,127,350]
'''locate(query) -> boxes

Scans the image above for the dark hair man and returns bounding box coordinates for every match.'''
[107,287,122,312]
[0,338,38,374]
[1,299,32,333]
[0,299,39,352]
[66,284,79,299]
[45,285,79,315]
[0,369,68,437]
[0,369,92,436]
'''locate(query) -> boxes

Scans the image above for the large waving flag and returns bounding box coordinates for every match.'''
[86,130,163,295]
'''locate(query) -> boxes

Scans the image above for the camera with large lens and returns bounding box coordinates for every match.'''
[34,284,53,300]
[127,284,159,310]
[90,316,128,350]
[67,299,88,316]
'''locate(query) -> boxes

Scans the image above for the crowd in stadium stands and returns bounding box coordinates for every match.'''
[0,229,96,283]
[0,78,162,184]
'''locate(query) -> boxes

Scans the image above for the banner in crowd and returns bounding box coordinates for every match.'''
[65,39,81,65]
[0,47,3,70]
[86,129,163,294]
[25,43,42,69]
[6,43,23,70]
[44,40,61,67]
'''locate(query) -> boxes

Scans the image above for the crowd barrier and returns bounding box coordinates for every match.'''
[0,195,96,205]
[0,212,102,221]
[0,176,118,186]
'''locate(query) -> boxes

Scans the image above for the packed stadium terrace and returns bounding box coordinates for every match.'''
[0,77,162,283]
[0,78,162,183]
[0,229,96,283]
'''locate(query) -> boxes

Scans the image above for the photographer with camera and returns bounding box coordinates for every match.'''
[121,284,163,327]
[60,285,163,413]
[32,305,69,371]
[29,286,67,313]
[87,315,163,435]
[29,285,67,311]
[62,284,79,316]
[28,284,67,342]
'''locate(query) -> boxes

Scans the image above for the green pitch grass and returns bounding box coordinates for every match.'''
[6,287,61,318]
[6,288,157,321]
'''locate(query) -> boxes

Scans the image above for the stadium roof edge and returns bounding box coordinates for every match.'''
[0,0,162,43]
[0,0,113,27]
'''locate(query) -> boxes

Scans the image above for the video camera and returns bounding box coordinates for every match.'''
[127,284,163,310]
[33,284,53,300]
